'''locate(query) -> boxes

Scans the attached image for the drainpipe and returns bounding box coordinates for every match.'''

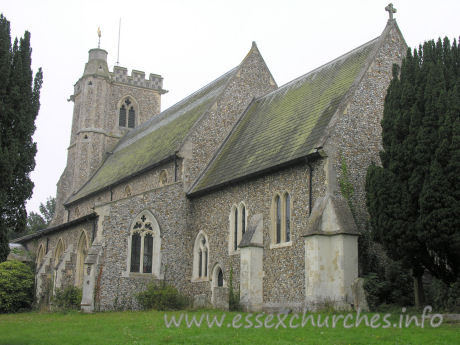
[91,218,97,243]
[306,161,313,216]
[174,154,177,182]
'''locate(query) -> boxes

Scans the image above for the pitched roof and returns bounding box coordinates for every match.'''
[190,38,378,195]
[66,67,238,204]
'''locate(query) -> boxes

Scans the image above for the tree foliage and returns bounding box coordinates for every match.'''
[21,196,55,237]
[366,37,460,285]
[0,14,43,262]
[0,260,34,313]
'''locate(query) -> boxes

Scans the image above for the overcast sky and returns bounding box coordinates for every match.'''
[2,0,459,214]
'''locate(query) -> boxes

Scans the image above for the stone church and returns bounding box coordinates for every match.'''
[15,11,407,312]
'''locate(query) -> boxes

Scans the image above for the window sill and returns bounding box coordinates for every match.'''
[122,271,163,279]
[269,241,292,249]
[191,277,209,283]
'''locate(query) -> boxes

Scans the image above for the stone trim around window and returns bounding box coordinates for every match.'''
[228,201,248,255]
[270,191,293,248]
[123,209,161,278]
[192,231,210,282]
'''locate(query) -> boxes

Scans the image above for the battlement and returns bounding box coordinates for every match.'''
[111,66,165,92]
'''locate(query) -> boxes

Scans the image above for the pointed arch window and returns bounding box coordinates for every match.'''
[229,202,248,254]
[75,232,88,287]
[36,244,45,268]
[119,98,136,128]
[54,239,65,268]
[271,192,292,246]
[193,232,209,281]
[127,210,161,277]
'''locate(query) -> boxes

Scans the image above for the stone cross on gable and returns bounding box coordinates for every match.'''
[385,3,397,20]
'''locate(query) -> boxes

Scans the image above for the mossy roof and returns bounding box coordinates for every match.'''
[67,67,238,204]
[190,38,378,195]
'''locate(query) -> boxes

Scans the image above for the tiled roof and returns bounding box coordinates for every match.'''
[190,38,378,195]
[67,67,238,204]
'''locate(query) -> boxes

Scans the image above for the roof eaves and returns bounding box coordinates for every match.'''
[188,151,321,198]
[13,213,98,244]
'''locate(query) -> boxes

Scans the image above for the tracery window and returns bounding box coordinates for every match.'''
[229,202,247,254]
[119,97,136,128]
[128,210,161,276]
[271,192,292,246]
[193,232,209,281]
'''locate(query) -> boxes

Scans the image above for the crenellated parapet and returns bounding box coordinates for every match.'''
[111,66,166,93]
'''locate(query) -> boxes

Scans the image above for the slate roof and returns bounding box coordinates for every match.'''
[189,38,378,195]
[67,67,238,204]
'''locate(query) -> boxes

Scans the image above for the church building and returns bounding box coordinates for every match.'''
[15,8,407,312]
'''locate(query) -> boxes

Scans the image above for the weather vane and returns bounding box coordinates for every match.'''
[97,27,101,48]
[385,3,397,20]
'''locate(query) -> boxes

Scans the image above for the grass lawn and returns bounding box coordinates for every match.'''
[0,309,459,345]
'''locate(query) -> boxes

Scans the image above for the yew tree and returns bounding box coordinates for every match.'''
[366,37,460,306]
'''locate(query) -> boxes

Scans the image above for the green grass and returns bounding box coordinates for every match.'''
[0,309,458,345]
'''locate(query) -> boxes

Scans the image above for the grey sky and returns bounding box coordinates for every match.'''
[2,0,459,213]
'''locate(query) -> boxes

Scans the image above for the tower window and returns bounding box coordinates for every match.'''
[119,98,136,128]
[119,105,127,126]
[128,107,135,128]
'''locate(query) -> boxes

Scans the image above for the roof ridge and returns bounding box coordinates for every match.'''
[254,36,380,102]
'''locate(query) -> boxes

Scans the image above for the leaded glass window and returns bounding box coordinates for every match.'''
[285,193,291,242]
[276,195,281,244]
[128,211,161,276]
[234,208,238,251]
[194,232,209,280]
[143,234,153,273]
[130,233,141,272]
[242,206,246,235]
[119,105,126,126]
[217,269,223,287]
[128,107,135,128]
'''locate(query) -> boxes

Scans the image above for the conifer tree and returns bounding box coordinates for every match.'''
[0,14,43,262]
[366,37,460,307]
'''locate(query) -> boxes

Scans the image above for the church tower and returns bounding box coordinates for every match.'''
[51,46,166,225]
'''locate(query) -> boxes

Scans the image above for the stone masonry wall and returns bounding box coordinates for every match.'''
[187,158,326,310]
[326,23,407,234]
[96,182,190,310]
[182,45,277,191]
[66,161,177,222]
[52,70,163,227]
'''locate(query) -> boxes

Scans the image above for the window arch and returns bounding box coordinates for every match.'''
[211,264,225,288]
[36,244,45,267]
[118,97,138,128]
[229,202,248,254]
[271,192,292,246]
[192,231,209,281]
[54,238,65,268]
[75,231,88,287]
[127,210,161,277]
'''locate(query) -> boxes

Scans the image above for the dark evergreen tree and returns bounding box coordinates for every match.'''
[366,37,460,307]
[0,14,43,262]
